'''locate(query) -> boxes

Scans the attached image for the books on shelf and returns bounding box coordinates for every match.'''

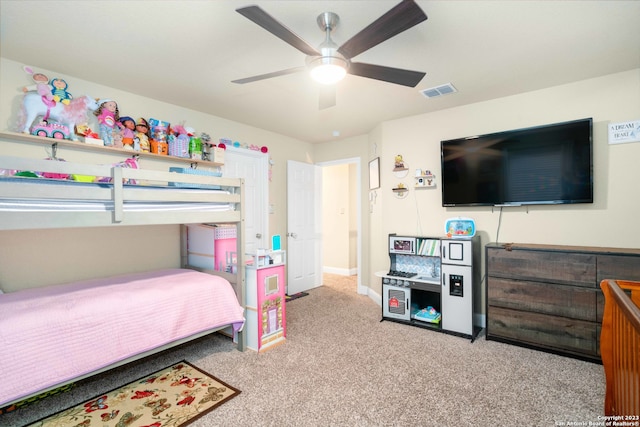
[416,238,440,256]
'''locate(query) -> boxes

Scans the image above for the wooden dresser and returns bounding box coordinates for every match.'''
[485,243,640,362]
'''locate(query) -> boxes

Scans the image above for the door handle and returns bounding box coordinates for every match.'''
[256,233,262,239]
[287,232,298,239]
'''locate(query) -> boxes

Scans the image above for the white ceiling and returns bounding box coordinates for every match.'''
[1,1,639,144]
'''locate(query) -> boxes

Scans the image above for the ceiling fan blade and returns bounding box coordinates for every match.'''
[236,6,320,56]
[232,66,306,84]
[349,62,425,87]
[337,0,427,59]
[319,85,336,110]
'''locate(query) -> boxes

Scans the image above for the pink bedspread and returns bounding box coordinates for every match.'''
[0,268,244,406]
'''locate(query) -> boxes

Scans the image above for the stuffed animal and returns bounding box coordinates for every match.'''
[21,94,99,140]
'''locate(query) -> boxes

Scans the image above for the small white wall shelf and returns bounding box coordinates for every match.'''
[415,173,436,188]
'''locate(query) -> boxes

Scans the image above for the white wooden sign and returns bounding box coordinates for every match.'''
[608,120,640,145]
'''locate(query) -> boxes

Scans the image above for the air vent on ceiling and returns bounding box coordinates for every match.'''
[420,83,457,98]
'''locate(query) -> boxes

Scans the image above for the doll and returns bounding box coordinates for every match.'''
[94,99,120,147]
[135,118,151,152]
[22,70,54,105]
[50,78,73,105]
[119,116,136,150]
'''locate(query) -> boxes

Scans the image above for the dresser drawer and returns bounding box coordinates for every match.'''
[487,306,598,356]
[487,277,597,321]
[597,254,640,283]
[486,247,596,287]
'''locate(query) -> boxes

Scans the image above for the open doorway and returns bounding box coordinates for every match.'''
[321,159,360,294]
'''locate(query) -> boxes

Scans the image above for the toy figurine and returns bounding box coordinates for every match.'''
[119,116,136,150]
[50,78,73,105]
[94,99,120,147]
[135,118,151,152]
[22,67,54,104]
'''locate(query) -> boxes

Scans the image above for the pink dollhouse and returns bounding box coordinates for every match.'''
[245,250,286,351]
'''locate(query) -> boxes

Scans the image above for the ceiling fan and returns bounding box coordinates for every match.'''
[232,0,428,109]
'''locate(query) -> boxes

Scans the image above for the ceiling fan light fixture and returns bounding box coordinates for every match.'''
[309,56,348,85]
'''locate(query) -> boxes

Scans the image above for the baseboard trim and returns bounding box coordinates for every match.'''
[366,287,382,306]
[323,266,357,276]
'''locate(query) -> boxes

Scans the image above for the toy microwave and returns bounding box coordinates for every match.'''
[389,235,416,255]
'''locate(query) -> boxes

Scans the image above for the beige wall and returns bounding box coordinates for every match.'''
[0,57,312,289]
[369,69,640,308]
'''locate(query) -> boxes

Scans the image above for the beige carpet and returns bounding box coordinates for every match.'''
[3,274,605,426]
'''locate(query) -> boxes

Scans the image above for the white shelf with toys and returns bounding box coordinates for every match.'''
[13,65,225,167]
[414,171,436,188]
[0,131,224,167]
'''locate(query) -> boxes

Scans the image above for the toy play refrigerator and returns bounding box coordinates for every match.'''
[440,238,478,336]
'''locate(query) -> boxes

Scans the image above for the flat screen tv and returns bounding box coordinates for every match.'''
[441,118,593,207]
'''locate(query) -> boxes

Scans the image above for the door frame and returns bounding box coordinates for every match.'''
[318,157,364,294]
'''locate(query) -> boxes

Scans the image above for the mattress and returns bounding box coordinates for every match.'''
[0,268,245,407]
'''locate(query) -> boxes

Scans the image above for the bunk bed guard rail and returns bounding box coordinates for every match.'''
[0,155,243,228]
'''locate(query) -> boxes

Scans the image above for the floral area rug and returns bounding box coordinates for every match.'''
[26,361,240,427]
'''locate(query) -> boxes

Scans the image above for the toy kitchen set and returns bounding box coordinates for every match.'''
[381,218,481,340]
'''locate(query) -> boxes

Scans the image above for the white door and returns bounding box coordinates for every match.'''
[287,160,322,294]
[223,147,269,255]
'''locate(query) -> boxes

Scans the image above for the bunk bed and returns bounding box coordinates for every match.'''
[0,153,246,409]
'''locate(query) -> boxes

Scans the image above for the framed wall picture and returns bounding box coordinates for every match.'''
[369,157,380,190]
